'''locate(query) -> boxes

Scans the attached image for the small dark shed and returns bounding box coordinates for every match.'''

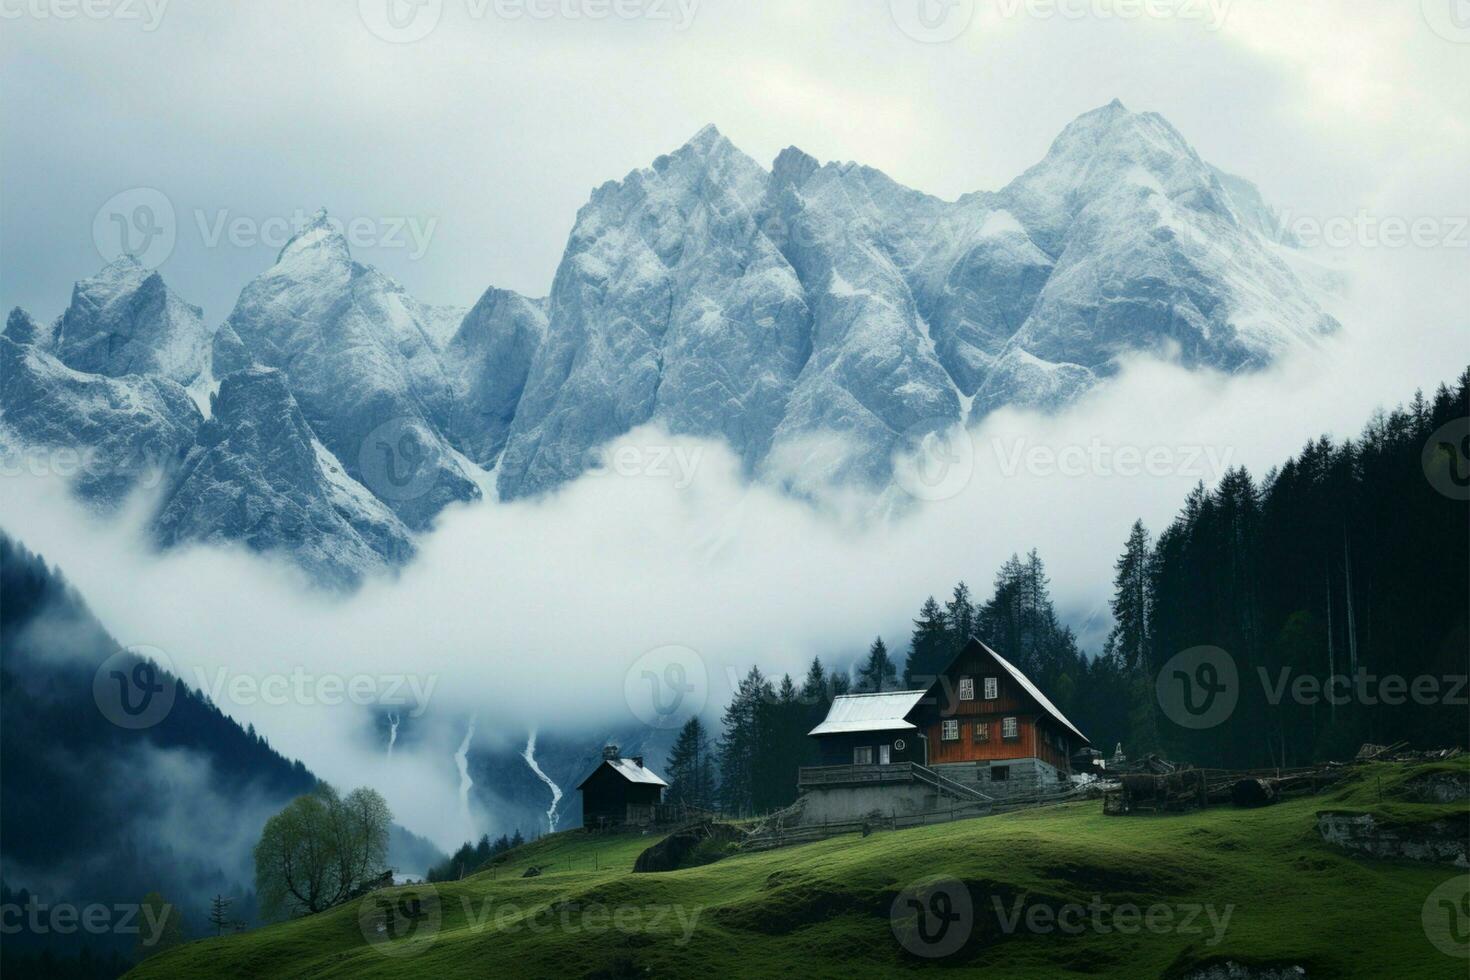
[577,745,668,830]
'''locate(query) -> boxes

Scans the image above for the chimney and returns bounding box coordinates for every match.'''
[602,744,620,760]
[632,756,645,769]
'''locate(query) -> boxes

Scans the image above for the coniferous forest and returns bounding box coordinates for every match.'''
[709,369,1469,814]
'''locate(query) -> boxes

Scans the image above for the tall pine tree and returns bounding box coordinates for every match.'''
[904,596,950,687]
[717,666,773,816]
[855,637,898,692]
[666,716,716,810]
[945,582,976,649]
[1105,520,1153,669]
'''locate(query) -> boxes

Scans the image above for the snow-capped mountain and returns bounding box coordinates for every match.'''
[443,287,548,468]
[0,255,418,584]
[496,100,1335,498]
[53,254,212,388]
[153,367,414,587]
[971,99,1335,414]
[0,333,202,502]
[496,125,818,499]
[222,210,481,530]
[0,101,1337,582]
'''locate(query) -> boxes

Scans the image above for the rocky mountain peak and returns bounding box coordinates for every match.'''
[53,257,210,386]
[770,145,820,191]
[271,207,354,276]
[4,308,42,346]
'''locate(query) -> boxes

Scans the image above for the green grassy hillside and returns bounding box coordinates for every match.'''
[127,760,1468,979]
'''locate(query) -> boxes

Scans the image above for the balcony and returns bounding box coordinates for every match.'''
[797,762,923,789]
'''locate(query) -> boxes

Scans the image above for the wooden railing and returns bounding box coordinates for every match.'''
[911,764,994,803]
[797,762,922,789]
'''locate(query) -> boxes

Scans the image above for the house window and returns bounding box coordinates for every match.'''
[878,744,891,765]
[854,746,874,765]
[983,677,998,700]
[1002,716,1019,740]
[972,720,989,743]
[941,719,959,741]
[958,676,975,700]
[991,765,1011,782]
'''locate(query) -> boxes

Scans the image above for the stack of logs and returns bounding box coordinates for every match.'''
[1104,765,1351,815]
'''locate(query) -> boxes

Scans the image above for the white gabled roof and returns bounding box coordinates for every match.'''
[577,758,668,789]
[808,690,928,736]
[977,639,1089,744]
[607,758,668,786]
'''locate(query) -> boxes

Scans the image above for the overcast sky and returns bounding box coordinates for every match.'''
[3,0,1468,323]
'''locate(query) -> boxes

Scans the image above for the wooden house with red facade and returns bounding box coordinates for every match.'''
[797,638,1088,821]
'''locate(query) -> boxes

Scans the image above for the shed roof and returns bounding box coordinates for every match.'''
[808,689,929,736]
[576,758,669,790]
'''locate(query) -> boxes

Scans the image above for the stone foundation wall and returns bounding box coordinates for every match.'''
[932,757,1068,800]
[797,783,941,825]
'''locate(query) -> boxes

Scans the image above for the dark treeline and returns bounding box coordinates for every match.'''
[1123,368,1470,768]
[426,829,525,882]
[0,533,325,977]
[707,368,1469,811]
